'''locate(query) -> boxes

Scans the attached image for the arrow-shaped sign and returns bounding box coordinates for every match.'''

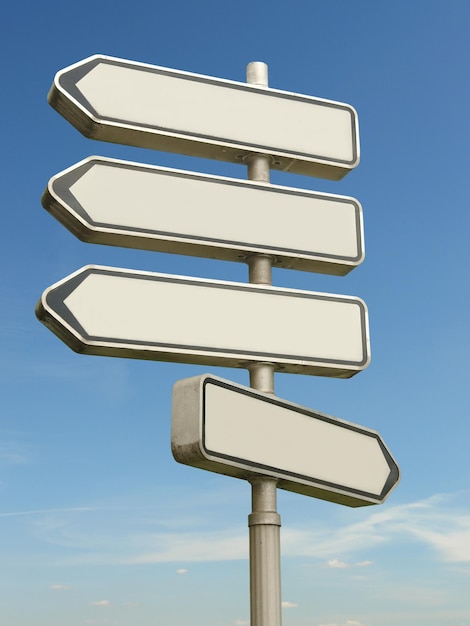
[43,156,364,276]
[172,375,399,507]
[49,55,360,180]
[36,265,370,378]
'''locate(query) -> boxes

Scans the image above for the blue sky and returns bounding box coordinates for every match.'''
[1,1,469,625]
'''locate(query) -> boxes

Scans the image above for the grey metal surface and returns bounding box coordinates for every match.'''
[249,477,281,626]
[42,156,364,276]
[35,265,370,378]
[48,54,360,180]
[244,60,282,626]
[171,374,400,507]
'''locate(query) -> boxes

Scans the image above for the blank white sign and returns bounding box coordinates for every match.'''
[50,55,360,179]
[44,157,364,275]
[171,375,400,506]
[36,265,370,378]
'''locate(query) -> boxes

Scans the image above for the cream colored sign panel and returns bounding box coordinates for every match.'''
[36,265,370,378]
[49,55,359,180]
[44,157,364,275]
[171,375,400,507]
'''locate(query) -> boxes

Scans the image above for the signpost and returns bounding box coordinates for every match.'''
[48,54,359,180]
[37,55,398,626]
[43,156,364,275]
[172,375,399,507]
[36,265,370,378]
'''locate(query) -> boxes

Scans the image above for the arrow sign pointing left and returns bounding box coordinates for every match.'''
[43,156,364,276]
[48,54,359,180]
[36,265,370,378]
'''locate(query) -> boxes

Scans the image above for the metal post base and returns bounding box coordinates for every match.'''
[249,477,282,626]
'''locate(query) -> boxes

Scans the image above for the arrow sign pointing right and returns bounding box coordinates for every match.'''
[172,375,400,507]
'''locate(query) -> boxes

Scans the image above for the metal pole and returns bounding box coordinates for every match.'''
[245,61,282,626]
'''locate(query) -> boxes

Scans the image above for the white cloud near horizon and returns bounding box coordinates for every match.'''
[326,559,374,569]
[90,600,110,606]
[318,621,365,626]
[327,559,348,568]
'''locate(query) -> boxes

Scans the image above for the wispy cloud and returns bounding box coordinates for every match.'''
[125,530,248,563]
[176,568,188,574]
[16,492,470,568]
[0,506,96,518]
[283,493,470,564]
[282,601,298,608]
[128,495,470,568]
[0,442,30,465]
[49,584,71,590]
